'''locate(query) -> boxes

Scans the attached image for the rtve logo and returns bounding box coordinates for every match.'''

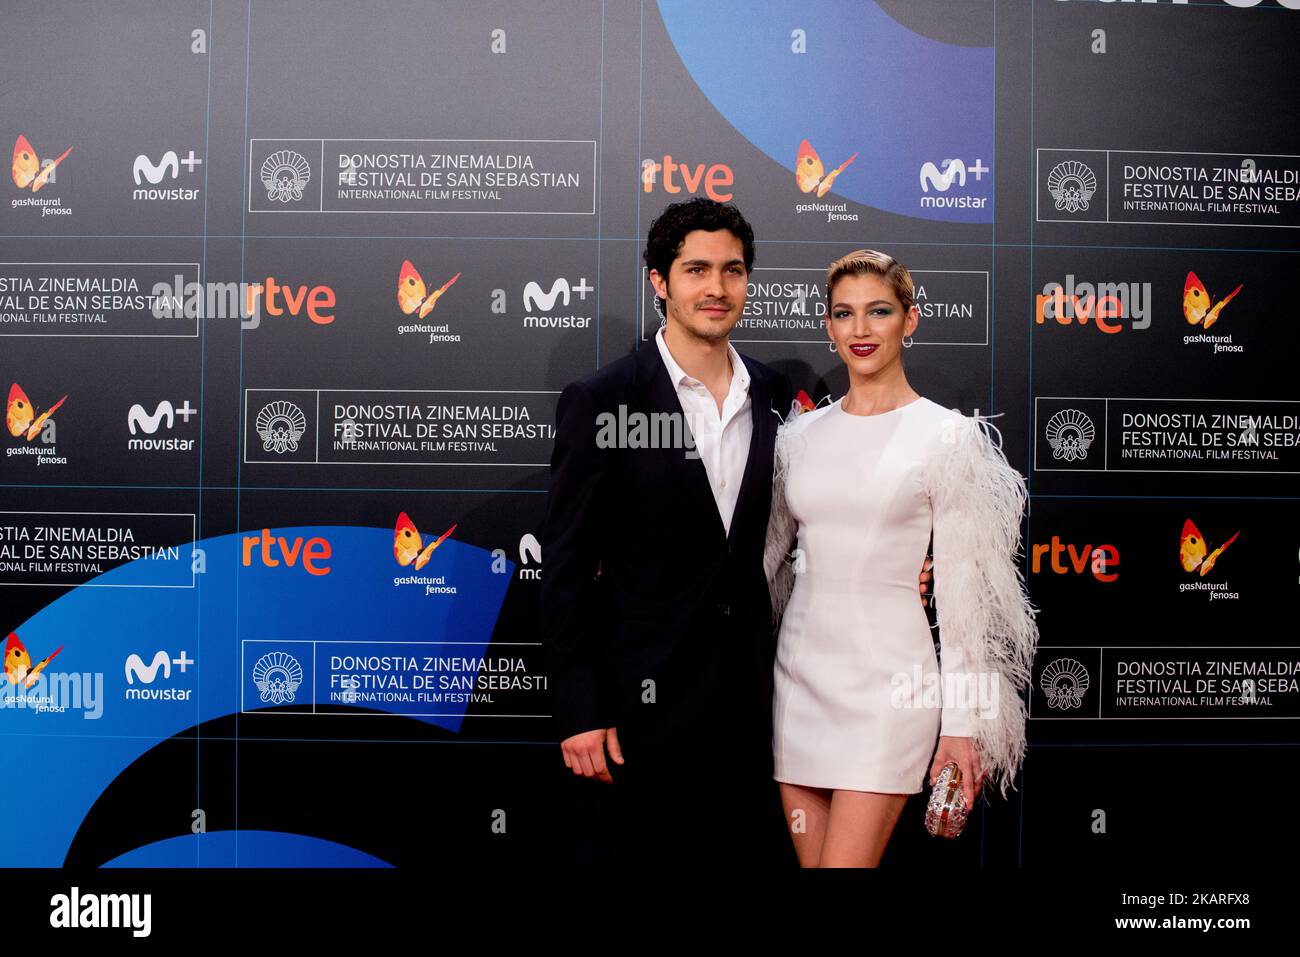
[641,155,734,202]
[1032,536,1119,582]
[242,528,332,575]
[244,277,337,324]
[1034,275,1151,333]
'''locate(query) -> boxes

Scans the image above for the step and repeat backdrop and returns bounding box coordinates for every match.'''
[1,0,1295,868]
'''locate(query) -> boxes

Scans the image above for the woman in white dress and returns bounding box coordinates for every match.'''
[764,249,1037,867]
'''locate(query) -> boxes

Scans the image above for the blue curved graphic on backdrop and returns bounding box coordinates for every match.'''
[656,0,994,222]
[0,526,513,866]
[103,830,392,867]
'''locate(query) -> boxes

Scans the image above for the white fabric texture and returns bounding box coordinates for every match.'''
[763,396,1037,797]
[654,327,752,534]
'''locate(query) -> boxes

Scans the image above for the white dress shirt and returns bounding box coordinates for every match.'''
[655,326,752,535]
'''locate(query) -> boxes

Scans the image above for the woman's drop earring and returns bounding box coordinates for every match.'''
[902,335,914,349]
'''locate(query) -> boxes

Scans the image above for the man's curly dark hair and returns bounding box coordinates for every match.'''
[643,198,755,315]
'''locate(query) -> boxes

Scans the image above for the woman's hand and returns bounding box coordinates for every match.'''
[929,736,984,808]
[918,556,933,606]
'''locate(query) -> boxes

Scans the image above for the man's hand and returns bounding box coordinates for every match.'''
[561,727,624,784]
[918,556,933,607]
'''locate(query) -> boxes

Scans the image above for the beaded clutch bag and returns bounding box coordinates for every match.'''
[924,762,969,838]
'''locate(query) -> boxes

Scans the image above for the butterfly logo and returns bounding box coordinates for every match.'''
[1179,519,1238,577]
[1183,272,1242,331]
[394,512,457,569]
[398,261,461,318]
[5,632,64,688]
[12,135,72,192]
[7,382,66,441]
[795,140,857,197]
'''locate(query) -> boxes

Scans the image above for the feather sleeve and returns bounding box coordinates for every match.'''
[924,411,1039,799]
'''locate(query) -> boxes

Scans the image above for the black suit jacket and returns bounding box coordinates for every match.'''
[540,340,792,766]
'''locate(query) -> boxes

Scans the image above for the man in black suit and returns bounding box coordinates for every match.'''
[540,199,928,865]
[541,199,790,865]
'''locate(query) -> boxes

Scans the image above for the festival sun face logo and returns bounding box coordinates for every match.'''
[1046,159,1097,214]
[1179,519,1239,577]
[393,512,457,570]
[6,382,66,441]
[11,135,72,192]
[251,651,303,705]
[1183,271,1242,331]
[397,261,460,319]
[259,149,310,203]
[795,140,857,198]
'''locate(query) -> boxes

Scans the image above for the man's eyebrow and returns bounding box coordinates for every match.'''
[679,258,745,267]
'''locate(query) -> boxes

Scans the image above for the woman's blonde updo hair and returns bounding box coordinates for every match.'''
[825,249,916,314]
